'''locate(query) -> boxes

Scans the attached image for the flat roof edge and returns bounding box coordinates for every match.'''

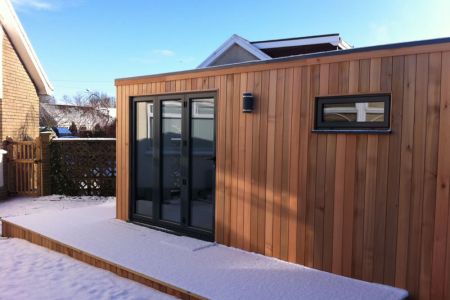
[116,37,450,85]
[250,33,340,44]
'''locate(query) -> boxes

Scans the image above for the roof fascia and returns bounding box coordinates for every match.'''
[0,0,53,95]
[252,35,346,50]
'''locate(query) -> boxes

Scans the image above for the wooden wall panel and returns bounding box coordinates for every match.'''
[384,55,404,286]
[419,52,441,300]
[250,72,262,253]
[432,51,450,300]
[231,74,241,247]
[257,71,270,255]
[342,60,359,277]
[215,75,226,243]
[396,54,416,289]
[287,67,301,263]
[236,73,245,249]
[116,42,450,300]
[305,65,319,268]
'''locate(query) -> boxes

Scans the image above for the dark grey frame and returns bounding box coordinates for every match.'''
[130,92,216,241]
[314,94,391,133]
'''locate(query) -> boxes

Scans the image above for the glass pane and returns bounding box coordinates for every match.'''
[323,103,357,122]
[365,102,385,122]
[366,113,384,122]
[323,101,384,123]
[135,102,154,217]
[161,101,182,223]
[190,98,214,230]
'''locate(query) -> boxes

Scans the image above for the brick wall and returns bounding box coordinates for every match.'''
[1,27,39,141]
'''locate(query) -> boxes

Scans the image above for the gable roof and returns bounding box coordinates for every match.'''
[197,34,271,68]
[0,0,53,95]
[198,33,352,68]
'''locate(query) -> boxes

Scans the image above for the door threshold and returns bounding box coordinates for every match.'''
[128,220,183,236]
[129,218,214,242]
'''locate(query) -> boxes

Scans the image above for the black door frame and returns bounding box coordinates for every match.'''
[130,92,216,241]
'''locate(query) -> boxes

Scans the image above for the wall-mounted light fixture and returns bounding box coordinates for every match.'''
[242,92,254,113]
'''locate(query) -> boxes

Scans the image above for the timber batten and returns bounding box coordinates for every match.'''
[116,39,450,299]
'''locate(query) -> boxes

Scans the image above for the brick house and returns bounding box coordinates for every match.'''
[0,0,53,141]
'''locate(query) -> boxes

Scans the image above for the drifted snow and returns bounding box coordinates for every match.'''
[0,238,174,300]
[5,204,408,300]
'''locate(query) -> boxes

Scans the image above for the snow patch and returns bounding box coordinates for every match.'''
[0,195,114,234]
[0,238,174,300]
[5,205,408,300]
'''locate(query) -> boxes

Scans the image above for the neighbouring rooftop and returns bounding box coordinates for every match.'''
[197,33,352,68]
[40,103,115,131]
[4,203,408,300]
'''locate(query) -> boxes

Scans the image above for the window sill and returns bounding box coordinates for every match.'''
[312,129,392,134]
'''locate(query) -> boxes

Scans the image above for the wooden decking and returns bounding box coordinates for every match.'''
[1,220,206,300]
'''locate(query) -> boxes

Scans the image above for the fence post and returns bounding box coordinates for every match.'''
[39,132,52,196]
[0,141,10,200]
[3,139,14,197]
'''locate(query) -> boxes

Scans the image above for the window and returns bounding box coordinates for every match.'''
[192,99,214,119]
[315,94,391,132]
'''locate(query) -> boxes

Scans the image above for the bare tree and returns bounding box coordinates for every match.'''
[63,92,87,107]
[61,90,116,109]
[85,90,116,109]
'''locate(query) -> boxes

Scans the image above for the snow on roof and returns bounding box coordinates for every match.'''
[100,107,116,119]
[40,103,115,130]
[0,0,53,96]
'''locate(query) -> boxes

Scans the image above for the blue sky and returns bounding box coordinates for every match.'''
[11,0,450,101]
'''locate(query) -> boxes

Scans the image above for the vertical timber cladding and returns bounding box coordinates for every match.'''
[116,41,450,299]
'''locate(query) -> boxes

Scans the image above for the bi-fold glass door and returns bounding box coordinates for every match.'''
[131,92,215,241]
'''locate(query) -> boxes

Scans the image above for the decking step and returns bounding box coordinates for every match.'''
[2,221,205,300]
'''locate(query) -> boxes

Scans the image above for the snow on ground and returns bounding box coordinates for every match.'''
[0,196,174,299]
[0,195,114,234]
[0,237,174,300]
[5,205,408,300]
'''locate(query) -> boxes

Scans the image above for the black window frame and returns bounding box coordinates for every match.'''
[314,94,391,133]
[129,92,216,242]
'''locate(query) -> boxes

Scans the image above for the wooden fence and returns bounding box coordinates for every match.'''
[49,138,116,196]
[6,139,42,196]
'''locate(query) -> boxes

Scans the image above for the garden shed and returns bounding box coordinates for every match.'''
[115,37,450,299]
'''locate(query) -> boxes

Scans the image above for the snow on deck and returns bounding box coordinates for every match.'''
[0,238,174,300]
[0,195,114,234]
[4,204,408,300]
